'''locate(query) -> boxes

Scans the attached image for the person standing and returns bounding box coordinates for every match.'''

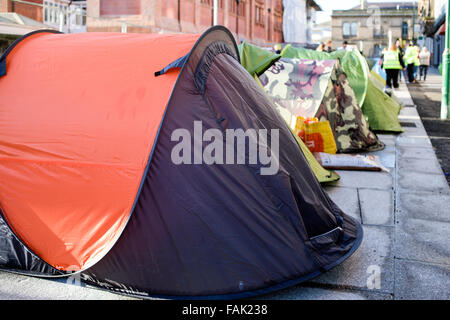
[325,40,333,53]
[413,45,421,82]
[419,47,431,81]
[381,44,405,89]
[316,42,326,52]
[395,39,405,82]
[337,40,349,51]
[404,42,417,83]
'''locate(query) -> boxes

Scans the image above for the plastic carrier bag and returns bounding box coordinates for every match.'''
[294,117,337,154]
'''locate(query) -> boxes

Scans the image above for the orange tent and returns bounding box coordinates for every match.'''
[0,30,200,270]
[0,27,362,299]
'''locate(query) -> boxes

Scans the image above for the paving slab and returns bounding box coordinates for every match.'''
[394,260,450,300]
[395,217,450,265]
[377,134,397,147]
[373,151,396,169]
[399,125,428,137]
[398,105,419,116]
[359,189,393,226]
[397,145,439,160]
[394,88,415,106]
[330,170,393,190]
[397,171,449,192]
[396,191,450,223]
[308,225,394,294]
[258,285,392,300]
[397,157,444,175]
[0,271,134,300]
[324,186,361,223]
[396,135,433,148]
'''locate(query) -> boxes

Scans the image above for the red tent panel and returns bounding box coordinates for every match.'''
[0,32,199,271]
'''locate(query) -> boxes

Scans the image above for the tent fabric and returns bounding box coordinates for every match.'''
[255,76,340,183]
[281,45,403,133]
[238,42,281,77]
[260,58,383,153]
[281,44,368,107]
[0,30,200,271]
[370,68,404,110]
[0,26,362,298]
[239,43,339,183]
[362,80,403,132]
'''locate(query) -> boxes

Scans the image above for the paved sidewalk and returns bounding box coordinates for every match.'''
[0,81,449,300]
[406,67,450,185]
[262,80,450,300]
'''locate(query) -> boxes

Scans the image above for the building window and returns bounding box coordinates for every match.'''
[343,22,357,37]
[374,23,383,38]
[274,10,282,32]
[43,0,86,31]
[44,1,49,22]
[255,5,264,26]
[351,22,357,36]
[402,21,409,38]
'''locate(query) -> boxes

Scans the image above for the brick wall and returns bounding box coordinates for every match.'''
[100,0,140,16]
[11,0,43,22]
[0,0,12,12]
[87,0,283,45]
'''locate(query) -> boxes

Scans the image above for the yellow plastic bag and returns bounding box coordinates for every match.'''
[294,117,337,154]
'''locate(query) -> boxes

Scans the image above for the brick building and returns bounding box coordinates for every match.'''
[86,0,284,45]
[0,0,43,21]
[1,0,87,33]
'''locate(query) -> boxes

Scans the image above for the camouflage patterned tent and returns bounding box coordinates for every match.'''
[280,45,403,133]
[280,44,368,107]
[260,58,384,153]
[239,42,340,183]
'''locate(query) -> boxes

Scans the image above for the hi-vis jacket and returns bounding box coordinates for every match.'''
[404,46,420,65]
[382,50,404,70]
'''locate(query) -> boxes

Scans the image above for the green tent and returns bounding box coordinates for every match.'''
[238,42,281,77]
[280,44,403,132]
[363,79,403,132]
[239,42,339,183]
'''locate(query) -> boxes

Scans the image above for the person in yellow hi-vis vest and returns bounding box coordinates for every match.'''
[381,44,405,89]
[404,42,419,83]
[413,45,421,81]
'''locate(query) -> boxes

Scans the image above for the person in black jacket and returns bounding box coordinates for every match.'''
[395,39,405,82]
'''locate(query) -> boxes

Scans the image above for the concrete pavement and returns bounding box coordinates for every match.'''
[407,67,450,185]
[0,80,449,300]
[262,79,450,300]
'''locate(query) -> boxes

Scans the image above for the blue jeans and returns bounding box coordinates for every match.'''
[419,65,428,80]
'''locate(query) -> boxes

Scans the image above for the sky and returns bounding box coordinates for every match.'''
[314,0,416,23]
